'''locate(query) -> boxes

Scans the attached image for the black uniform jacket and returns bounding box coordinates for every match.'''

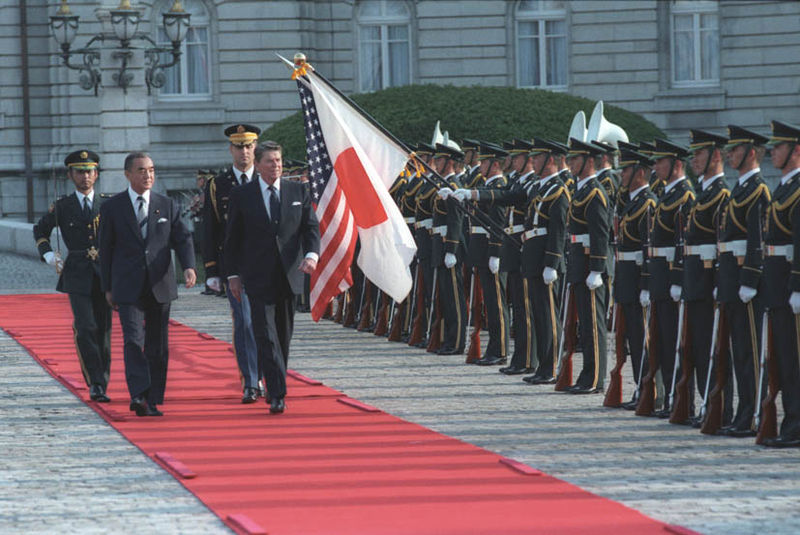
[567,176,610,283]
[763,169,800,308]
[521,174,569,279]
[647,178,695,300]
[614,186,656,304]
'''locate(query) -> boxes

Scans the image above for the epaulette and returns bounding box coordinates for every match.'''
[99,193,113,198]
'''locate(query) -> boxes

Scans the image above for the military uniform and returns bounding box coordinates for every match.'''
[411,148,437,347]
[399,172,423,338]
[647,139,695,415]
[33,150,111,400]
[761,121,800,447]
[716,126,771,436]
[566,139,611,393]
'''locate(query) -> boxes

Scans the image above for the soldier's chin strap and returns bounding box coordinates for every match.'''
[576,155,589,179]
[780,142,797,171]
[733,143,752,171]
[701,148,714,178]
[535,154,551,177]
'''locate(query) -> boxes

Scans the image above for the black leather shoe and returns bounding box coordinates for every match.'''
[201,287,216,295]
[653,408,671,418]
[690,416,703,428]
[718,426,756,438]
[129,397,149,416]
[620,399,639,411]
[147,403,164,417]
[476,356,507,366]
[242,387,258,404]
[762,435,800,448]
[527,374,556,385]
[569,385,603,395]
[437,346,463,355]
[90,384,110,403]
[269,398,286,414]
[499,366,532,375]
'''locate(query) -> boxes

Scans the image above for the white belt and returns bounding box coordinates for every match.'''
[649,246,675,261]
[617,250,643,265]
[766,244,794,261]
[415,218,432,229]
[522,228,548,241]
[718,239,746,257]
[470,227,489,235]
[685,244,717,261]
[404,216,415,224]
[570,234,590,247]
[432,225,447,236]
[505,224,525,235]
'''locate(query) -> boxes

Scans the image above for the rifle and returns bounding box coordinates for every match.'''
[407,264,426,347]
[635,303,660,416]
[333,292,345,323]
[697,303,719,423]
[631,304,651,405]
[465,267,483,363]
[373,290,390,336]
[603,302,627,407]
[701,304,730,435]
[554,283,577,391]
[669,301,692,424]
[756,312,778,444]
[356,279,373,331]
[387,298,404,341]
[426,274,442,353]
[343,285,358,328]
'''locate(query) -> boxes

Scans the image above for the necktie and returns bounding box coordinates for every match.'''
[82,196,91,219]
[137,195,148,240]
[240,173,247,185]
[268,186,280,225]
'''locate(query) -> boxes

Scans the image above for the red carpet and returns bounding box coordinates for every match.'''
[0,294,686,535]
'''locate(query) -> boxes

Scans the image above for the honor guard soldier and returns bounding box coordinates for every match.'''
[638,141,665,198]
[452,140,537,373]
[398,160,423,340]
[203,123,262,403]
[613,148,657,408]
[521,139,570,385]
[33,150,112,402]
[682,129,733,425]
[593,140,621,311]
[431,144,468,355]
[761,120,800,447]
[408,143,437,346]
[645,138,695,416]
[453,143,511,365]
[564,139,611,393]
[717,125,770,436]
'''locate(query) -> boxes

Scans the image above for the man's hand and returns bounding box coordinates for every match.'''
[437,187,453,200]
[791,292,800,315]
[299,256,318,274]
[206,276,221,292]
[184,268,197,288]
[228,276,243,302]
[44,251,64,273]
[542,267,558,285]
[670,284,682,302]
[105,291,117,310]
[585,271,603,290]
[452,189,474,203]
[738,285,757,304]
[639,289,650,308]
[444,252,457,269]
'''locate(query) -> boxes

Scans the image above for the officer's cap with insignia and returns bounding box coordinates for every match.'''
[725,125,768,150]
[434,143,465,161]
[224,124,261,146]
[651,138,690,160]
[477,142,508,161]
[617,141,641,153]
[64,149,99,170]
[767,120,800,148]
[591,140,618,154]
[461,138,480,151]
[688,129,728,155]
[638,141,657,156]
[567,138,603,158]
[531,138,566,156]
[508,139,534,155]
[618,148,654,169]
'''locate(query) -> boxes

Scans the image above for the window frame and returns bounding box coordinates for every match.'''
[356,0,412,93]
[515,0,568,91]
[669,1,720,88]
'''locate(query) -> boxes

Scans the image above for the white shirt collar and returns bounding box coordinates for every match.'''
[485,174,503,186]
[780,168,800,186]
[663,176,686,195]
[737,167,760,186]
[629,184,649,200]
[540,171,560,184]
[128,186,150,207]
[518,170,536,183]
[259,177,281,194]
[75,189,94,206]
[576,173,597,191]
[235,165,254,183]
[701,172,725,191]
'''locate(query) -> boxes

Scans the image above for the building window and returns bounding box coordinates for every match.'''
[155,0,212,100]
[671,0,719,87]
[516,0,567,90]
[357,0,411,93]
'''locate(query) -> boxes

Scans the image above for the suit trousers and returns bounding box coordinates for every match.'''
[118,290,170,405]
[770,306,800,440]
[477,267,509,358]
[621,302,647,395]
[528,276,561,378]
[508,270,534,369]
[437,264,466,352]
[574,282,608,390]
[68,275,112,388]
[225,283,259,389]
[249,293,295,400]
[725,299,763,431]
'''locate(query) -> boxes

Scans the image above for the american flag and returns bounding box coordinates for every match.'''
[297,80,358,319]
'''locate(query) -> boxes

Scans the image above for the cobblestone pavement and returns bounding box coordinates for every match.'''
[2,252,799,534]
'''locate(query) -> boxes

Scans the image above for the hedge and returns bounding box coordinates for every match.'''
[262,84,665,162]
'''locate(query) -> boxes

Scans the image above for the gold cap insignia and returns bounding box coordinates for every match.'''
[236,125,245,134]
[80,151,88,159]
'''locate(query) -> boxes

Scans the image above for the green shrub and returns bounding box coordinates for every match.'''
[263,84,664,161]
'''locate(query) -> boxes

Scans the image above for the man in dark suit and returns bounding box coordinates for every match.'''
[99,152,196,417]
[225,142,320,414]
[33,150,112,402]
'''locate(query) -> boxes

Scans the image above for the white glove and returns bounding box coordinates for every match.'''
[713,287,718,301]
[444,252,457,269]
[639,289,650,308]
[670,284,682,302]
[488,256,500,274]
[437,187,453,199]
[452,189,472,202]
[738,285,757,303]
[207,277,221,292]
[44,251,56,266]
[791,292,800,315]
[585,271,603,290]
[542,267,558,285]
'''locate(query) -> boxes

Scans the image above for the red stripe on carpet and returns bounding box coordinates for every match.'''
[0,294,671,535]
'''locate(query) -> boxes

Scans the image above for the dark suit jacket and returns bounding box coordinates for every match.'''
[99,190,195,304]
[224,178,320,303]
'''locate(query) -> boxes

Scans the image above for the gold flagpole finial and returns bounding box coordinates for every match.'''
[57,0,72,15]
[291,52,314,80]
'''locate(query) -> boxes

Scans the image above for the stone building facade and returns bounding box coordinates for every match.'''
[2,0,799,219]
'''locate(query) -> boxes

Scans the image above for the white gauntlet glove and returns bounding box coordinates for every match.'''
[790,292,800,315]
[488,256,500,274]
[542,267,558,285]
[585,271,603,290]
[639,289,650,308]
[444,253,457,269]
[670,284,682,302]
[437,187,453,199]
[452,189,473,203]
[206,277,221,293]
[738,285,757,304]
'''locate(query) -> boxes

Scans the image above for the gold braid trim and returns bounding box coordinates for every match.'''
[209,176,220,222]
